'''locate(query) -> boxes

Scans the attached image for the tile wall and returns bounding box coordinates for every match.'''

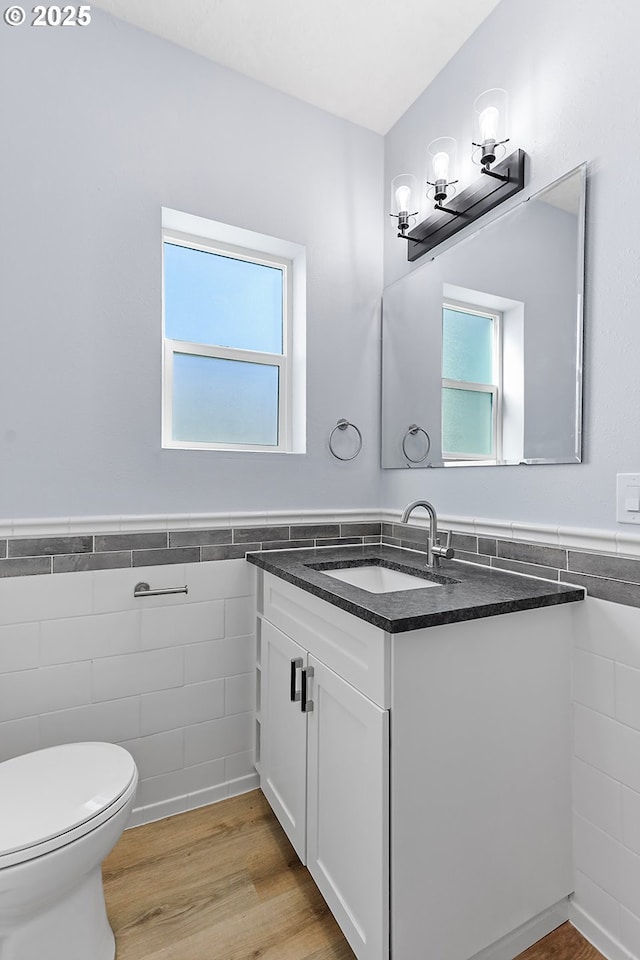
[0,522,383,576]
[569,598,640,960]
[0,557,258,826]
[3,511,640,960]
[0,520,380,827]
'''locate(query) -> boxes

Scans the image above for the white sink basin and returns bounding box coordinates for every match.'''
[323,564,441,594]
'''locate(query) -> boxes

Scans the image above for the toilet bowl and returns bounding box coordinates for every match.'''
[0,742,138,960]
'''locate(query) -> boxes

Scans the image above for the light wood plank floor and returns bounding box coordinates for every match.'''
[103,789,605,960]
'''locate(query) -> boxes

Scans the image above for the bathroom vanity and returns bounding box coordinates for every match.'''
[247,545,584,960]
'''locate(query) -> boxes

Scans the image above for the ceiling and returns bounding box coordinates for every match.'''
[91,0,502,134]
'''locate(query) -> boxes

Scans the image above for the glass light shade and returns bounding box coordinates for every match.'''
[473,88,508,165]
[428,137,457,183]
[479,106,499,143]
[432,152,450,181]
[390,174,417,216]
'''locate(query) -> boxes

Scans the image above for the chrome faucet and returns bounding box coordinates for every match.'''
[400,499,454,568]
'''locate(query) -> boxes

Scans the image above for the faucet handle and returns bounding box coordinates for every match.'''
[432,529,455,561]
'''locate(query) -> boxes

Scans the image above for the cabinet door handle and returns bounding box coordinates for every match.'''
[290,657,303,701]
[301,666,314,713]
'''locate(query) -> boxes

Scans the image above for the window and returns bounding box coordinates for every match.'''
[441,302,502,461]
[162,210,305,453]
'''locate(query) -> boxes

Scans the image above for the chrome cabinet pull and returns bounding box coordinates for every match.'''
[301,666,314,713]
[290,657,303,701]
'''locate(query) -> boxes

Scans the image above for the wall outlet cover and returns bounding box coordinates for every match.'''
[616,473,640,523]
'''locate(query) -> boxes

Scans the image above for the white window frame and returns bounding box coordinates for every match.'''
[162,225,299,453]
[442,300,503,463]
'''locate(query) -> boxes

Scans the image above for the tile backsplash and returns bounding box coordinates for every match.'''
[3,510,640,612]
[382,522,640,610]
[0,522,382,577]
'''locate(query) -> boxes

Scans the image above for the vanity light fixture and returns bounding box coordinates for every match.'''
[403,147,525,261]
[426,138,459,214]
[392,86,524,262]
[389,174,419,238]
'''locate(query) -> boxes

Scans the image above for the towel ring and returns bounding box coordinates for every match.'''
[402,424,431,463]
[329,419,363,461]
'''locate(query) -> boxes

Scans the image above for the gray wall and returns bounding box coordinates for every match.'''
[2,0,638,534]
[0,10,383,519]
[383,0,640,531]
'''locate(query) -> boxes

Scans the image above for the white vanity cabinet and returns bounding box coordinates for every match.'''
[257,573,390,960]
[255,567,575,960]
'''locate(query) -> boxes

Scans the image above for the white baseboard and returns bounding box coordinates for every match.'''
[128,772,260,829]
[468,899,570,960]
[570,901,638,960]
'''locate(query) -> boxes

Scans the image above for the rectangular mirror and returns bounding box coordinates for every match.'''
[381,164,586,468]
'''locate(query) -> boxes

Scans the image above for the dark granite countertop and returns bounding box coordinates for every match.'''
[247,544,585,633]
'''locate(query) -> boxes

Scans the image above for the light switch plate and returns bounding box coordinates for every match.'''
[617,473,640,523]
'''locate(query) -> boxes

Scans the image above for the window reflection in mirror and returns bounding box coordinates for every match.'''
[442,303,501,462]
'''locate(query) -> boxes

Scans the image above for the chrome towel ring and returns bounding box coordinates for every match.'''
[329,419,363,461]
[402,424,431,463]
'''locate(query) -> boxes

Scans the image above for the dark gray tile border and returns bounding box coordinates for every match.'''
[316,537,362,547]
[132,547,200,567]
[290,523,340,540]
[397,539,430,554]
[491,557,560,581]
[53,552,132,573]
[391,523,430,546]
[234,525,290,543]
[202,543,260,561]
[340,522,382,537]
[8,535,93,558]
[0,557,52,577]
[456,550,491,566]
[568,550,640,584]
[450,533,477,552]
[496,540,567,570]
[169,529,232,548]
[381,536,404,548]
[95,532,167,552]
[2,518,640,617]
[559,571,640,608]
[260,539,315,551]
[478,538,497,557]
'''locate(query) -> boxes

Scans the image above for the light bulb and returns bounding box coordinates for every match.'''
[395,184,412,214]
[432,151,450,182]
[479,106,499,143]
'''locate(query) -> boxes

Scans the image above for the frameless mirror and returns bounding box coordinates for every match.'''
[381,164,586,468]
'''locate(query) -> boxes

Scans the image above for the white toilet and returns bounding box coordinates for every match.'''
[0,742,138,960]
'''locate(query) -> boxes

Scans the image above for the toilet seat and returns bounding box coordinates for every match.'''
[0,742,138,869]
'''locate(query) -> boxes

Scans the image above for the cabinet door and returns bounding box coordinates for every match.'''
[306,655,389,960]
[260,618,307,862]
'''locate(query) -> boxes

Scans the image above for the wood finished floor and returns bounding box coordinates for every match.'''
[103,789,605,960]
